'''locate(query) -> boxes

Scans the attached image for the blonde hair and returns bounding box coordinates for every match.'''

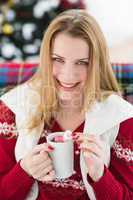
[28,9,120,129]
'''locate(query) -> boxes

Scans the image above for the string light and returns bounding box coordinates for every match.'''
[0,0,84,61]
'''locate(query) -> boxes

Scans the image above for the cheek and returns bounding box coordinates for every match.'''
[80,70,88,83]
[52,65,59,77]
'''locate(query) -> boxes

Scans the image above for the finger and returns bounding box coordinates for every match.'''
[83,150,101,167]
[88,135,103,148]
[33,164,54,180]
[77,134,100,142]
[83,152,104,181]
[49,170,55,176]
[32,151,52,166]
[41,170,55,182]
[32,155,53,173]
[79,141,102,157]
[83,151,97,171]
[31,143,54,155]
[77,135,103,149]
[83,151,95,162]
[83,151,103,170]
[38,165,53,179]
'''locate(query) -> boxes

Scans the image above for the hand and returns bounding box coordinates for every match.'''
[20,143,55,182]
[77,134,110,182]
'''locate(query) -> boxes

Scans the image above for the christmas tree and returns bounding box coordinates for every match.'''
[0,0,85,61]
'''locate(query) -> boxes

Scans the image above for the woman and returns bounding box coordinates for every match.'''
[0,9,133,200]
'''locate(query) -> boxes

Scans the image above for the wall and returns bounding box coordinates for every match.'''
[85,0,133,63]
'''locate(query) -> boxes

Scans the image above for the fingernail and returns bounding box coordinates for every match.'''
[48,145,54,151]
[72,135,79,139]
[72,132,77,136]
[51,170,55,176]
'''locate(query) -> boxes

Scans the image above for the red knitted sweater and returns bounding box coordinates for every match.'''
[0,100,133,200]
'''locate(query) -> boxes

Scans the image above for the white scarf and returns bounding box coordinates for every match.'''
[1,83,133,200]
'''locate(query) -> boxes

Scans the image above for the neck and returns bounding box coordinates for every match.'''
[53,106,85,130]
[54,105,84,121]
[58,98,83,113]
[59,105,82,116]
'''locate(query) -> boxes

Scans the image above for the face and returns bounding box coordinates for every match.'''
[52,33,89,107]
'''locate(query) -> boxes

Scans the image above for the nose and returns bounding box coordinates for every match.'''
[60,62,78,83]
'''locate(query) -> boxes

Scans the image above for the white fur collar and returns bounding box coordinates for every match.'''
[84,94,133,135]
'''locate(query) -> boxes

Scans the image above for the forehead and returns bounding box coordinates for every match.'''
[52,33,89,58]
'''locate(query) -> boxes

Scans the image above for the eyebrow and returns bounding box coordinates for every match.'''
[51,53,89,61]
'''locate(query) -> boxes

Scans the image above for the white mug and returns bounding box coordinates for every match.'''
[47,132,74,179]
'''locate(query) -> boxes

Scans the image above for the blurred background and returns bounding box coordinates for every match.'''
[0,0,85,62]
[0,0,133,62]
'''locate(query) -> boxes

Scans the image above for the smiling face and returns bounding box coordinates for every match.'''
[52,33,89,107]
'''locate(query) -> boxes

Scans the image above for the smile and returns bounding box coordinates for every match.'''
[57,80,80,90]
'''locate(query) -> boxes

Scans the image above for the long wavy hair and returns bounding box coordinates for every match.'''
[27,9,120,129]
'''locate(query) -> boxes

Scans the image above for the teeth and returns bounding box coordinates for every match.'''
[60,82,77,88]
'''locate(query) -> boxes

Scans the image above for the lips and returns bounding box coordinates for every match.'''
[57,80,80,90]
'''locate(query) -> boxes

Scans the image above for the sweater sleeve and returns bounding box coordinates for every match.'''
[0,100,34,200]
[89,118,133,200]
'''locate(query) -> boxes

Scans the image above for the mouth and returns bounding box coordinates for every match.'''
[56,79,80,91]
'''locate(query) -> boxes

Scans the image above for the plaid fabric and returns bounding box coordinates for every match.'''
[0,62,133,104]
[0,63,37,87]
[112,63,133,104]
